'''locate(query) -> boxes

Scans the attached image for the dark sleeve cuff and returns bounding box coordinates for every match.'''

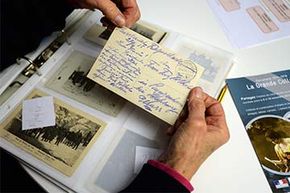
[148,160,194,192]
[120,163,192,193]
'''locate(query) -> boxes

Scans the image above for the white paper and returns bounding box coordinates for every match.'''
[22,96,55,130]
[207,0,290,48]
[134,146,163,174]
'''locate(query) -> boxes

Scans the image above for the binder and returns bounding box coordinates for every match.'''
[0,9,90,96]
[0,9,233,193]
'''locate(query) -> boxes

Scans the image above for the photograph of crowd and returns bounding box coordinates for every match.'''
[0,90,106,175]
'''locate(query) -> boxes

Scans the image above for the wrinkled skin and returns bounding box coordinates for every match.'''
[159,87,230,180]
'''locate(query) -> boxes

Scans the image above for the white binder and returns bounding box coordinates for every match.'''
[0,9,233,193]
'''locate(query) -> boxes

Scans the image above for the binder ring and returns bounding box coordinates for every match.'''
[16,56,34,65]
[16,56,42,76]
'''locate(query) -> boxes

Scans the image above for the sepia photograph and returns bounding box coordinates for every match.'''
[0,90,107,176]
[246,116,290,174]
[46,51,126,117]
[83,21,167,47]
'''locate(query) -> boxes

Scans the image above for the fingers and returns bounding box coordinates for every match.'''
[206,104,226,126]
[171,103,188,134]
[203,95,227,129]
[187,87,206,126]
[96,0,140,27]
[187,87,227,129]
[121,0,141,27]
[202,94,229,142]
[166,126,175,135]
[96,0,126,27]
[76,0,140,27]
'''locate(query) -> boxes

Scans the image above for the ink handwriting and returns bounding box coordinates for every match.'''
[88,28,203,124]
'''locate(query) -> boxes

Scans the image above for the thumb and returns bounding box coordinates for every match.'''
[187,87,206,124]
[97,0,126,27]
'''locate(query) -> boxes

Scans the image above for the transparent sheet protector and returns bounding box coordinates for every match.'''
[1,9,234,192]
[0,11,133,193]
[161,33,233,98]
[226,70,290,192]
[85,124,169,193]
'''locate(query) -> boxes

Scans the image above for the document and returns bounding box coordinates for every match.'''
[227,69,290,192]
[22,96,55,130]
[1,90,107,176]
[207,0,290,48]
[88,27,204,125]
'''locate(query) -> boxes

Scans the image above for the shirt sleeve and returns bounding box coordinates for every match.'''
[120,160,193,193]
[148,160,194,192]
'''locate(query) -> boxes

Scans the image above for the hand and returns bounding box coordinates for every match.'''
[159,87,230,180]
[72,0,140,27]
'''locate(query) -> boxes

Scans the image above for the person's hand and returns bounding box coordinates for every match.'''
[158,87,230,180]
[71,0,140,27]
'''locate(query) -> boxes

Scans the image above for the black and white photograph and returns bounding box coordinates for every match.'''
[83,21,167,47]
[0,90,107,176]
[46,51,126,117]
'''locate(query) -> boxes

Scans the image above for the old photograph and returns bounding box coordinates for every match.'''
[46,51,126,117]
[131,21,167,43]
[83,21,167,47]
[247,116,290,174]
[0,90,107,176]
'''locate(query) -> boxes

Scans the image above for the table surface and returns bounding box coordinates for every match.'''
[25,0,290,192]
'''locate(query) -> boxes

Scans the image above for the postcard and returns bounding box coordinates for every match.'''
[227,69,290,192]
[46,51,126,117]
[0,89,107,176]
[207,0,290,48]
[83,21,167,47]
[87,27,204,125]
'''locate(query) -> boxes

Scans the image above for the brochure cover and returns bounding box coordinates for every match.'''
[226,69,290,192]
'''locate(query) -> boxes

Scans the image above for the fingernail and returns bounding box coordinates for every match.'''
[194,87,203,98]
[114,15,125,27]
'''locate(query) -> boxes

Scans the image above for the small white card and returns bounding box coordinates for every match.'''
[134,146,163,174]
[22,96,55,130]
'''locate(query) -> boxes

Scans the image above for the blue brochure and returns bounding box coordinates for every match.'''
[227,69,290,193]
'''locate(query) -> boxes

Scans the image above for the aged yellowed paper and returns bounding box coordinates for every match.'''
[0,89,107,176]
[88,28,204,125]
